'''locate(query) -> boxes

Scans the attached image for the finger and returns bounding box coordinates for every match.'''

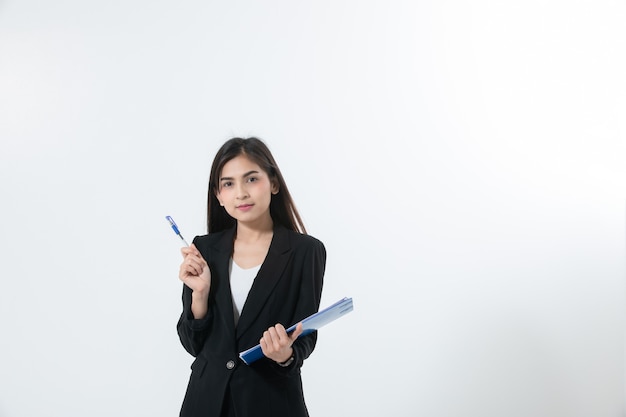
[274,324,289,341]
[179,267,195,282]
[181,245,202,261]
[275,324,294,347]
[261,331,275,354]
[266,327,282,350]
[180,257,202,277]
[181,259,196,275]
[197,257,208,271]
[189,261,203,276]
[289,322,304,342]
[185,251,207,271]
[190,243,202,257]
[187,254,206,273]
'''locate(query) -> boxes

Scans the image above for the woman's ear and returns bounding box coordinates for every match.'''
[214,188,225,206]
[271,180,279,195]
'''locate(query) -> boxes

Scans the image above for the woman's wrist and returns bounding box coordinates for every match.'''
[191,287,209,300]
[190,290,209,319]
[277,349,295,367]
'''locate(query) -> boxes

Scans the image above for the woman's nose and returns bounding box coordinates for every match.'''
[236,183,249,199]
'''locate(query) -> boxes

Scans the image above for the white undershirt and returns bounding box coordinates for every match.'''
[229,258,261,326]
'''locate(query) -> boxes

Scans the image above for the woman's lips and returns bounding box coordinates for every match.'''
[237,204,254,211]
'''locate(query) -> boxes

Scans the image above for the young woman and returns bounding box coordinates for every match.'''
[176,137,326,417]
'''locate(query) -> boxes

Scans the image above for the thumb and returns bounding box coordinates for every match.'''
[289,322,304,342]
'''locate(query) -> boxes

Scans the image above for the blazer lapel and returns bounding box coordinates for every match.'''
[235,226,292,339]
[210,227,237,339]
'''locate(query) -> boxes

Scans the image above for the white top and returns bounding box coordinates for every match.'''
[229,258,261,326]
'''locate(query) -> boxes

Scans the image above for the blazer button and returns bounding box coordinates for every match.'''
[226,360,236,370]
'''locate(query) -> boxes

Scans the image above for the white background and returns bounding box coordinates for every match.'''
[1,1,625,416]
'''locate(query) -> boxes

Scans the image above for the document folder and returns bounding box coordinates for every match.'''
[239,296,354,365]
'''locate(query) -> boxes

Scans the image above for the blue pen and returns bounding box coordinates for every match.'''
[165,215,189,246]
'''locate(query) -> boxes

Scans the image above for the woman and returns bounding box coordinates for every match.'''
[177,137,326,417]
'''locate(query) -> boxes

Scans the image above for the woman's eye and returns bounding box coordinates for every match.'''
[247,177,258,183]
[222,181,232,188]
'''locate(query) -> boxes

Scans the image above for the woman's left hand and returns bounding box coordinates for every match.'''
[259,322,303,364]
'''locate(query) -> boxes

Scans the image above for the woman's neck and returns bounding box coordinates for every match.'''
[235,218,274,244]
[233,218,274,268]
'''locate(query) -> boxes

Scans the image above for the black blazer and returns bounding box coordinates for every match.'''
[177,225,326,417]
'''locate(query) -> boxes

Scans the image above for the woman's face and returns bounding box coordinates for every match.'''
[215,155,278,226]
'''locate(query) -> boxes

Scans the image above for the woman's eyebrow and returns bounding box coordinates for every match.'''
[220,170,259,181]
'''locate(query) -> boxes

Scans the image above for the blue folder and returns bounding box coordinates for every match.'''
[239,297,354,365]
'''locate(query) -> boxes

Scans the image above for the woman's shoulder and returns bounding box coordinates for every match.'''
[281,227,325,251]
[192,228,234,248]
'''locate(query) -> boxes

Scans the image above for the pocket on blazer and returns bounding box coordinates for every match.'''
[190,357,207,378]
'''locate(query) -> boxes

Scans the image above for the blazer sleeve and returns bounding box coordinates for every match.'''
[176,283,214,357]
[176,236,214,357]
[278,236,326,372]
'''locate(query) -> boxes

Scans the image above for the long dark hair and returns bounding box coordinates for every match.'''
[206,137,307,234]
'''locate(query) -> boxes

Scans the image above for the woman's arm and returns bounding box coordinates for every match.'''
[176,241,212,356]
[263,237,326,368]
[177,284,213,356]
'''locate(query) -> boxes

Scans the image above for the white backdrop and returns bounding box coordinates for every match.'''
[1,1,625,417]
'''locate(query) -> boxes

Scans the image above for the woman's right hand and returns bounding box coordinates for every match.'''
[179,244,211,295]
